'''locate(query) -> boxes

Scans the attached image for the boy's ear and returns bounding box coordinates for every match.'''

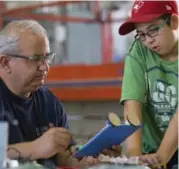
[170,14,178,30]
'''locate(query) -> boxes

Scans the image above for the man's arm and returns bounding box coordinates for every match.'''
[56,150,74,166]
[157,111,178,164]
[54,101,98,167]
[124,100,143,157]
[54,100,75,166]
[8,127,72,162]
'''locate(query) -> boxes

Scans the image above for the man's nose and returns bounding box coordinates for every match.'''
[39,59,49,71]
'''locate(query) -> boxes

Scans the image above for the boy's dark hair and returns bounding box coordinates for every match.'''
[162,14,172,25]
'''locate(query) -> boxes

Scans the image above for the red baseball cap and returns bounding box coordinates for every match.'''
[119,0,178,35]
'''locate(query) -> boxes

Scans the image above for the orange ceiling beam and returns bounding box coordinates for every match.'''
[5,12,97,23]
[2,1,127,23]
[5,12,127,23]
[3,1,84,15]
[0,1,6,11]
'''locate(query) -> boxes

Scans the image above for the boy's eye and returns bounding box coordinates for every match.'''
[148,27,159,35]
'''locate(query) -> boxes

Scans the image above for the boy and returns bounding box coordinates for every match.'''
[119,0,178,168]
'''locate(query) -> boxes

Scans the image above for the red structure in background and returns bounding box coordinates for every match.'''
[0,1,125,101]
[0,1,6,30]
[47,62,124,101]
[93,1,113,63]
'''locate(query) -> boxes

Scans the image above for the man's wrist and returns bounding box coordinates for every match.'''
[30,140,43,160]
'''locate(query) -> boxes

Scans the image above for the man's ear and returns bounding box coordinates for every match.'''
[170,14,178,30]
[0,55,11,73]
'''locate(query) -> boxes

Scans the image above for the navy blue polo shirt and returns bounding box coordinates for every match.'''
[0,79,69,166]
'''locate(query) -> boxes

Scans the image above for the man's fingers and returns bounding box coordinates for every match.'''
[112,145,122,151]
[56,127,70,133]
[54,131,72,141]
[80,156,99,167]
[47,127,72,146]
[102,149,118,157]
[56,145,68,154]
[102,149,111,155]
[68,146,76,154]
[112,145,122,155]
[51,127,71,134]
[53,132,71,149]
[102,145,122,157]
[85,156,99,164]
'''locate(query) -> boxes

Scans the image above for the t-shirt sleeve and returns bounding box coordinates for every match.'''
[55,101,77,145]
[55,101,69,129]
[120,41,147,104]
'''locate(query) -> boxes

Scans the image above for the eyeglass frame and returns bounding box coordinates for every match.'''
[134,19,169,41]
[4,52,56,65]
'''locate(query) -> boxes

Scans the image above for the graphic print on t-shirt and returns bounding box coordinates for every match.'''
[147,67,178,131]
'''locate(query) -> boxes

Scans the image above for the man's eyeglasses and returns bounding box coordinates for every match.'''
[6,52,55,65]
[135,19,168,41]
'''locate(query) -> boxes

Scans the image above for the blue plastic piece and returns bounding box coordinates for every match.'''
[74,123,141,158]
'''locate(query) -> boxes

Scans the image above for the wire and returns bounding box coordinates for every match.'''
[7,147,32,162]
[7,147,22,160]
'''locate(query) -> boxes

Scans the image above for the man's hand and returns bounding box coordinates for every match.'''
[102,145,122,157]
[139,153,163,169]
[32,127,72,159]
[71,156,99,168]
[79,156,99,166]
[57,147,99,168]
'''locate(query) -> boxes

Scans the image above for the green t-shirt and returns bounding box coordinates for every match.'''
[120,40,178,153]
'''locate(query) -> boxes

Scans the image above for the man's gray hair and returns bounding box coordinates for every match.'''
[0,20,48,55]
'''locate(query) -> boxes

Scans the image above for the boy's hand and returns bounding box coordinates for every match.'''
[139,153,164,169]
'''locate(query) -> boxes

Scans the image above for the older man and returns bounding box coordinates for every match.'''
[0,20,98,168]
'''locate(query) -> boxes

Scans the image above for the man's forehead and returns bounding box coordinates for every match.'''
[20,33,49,50]
[20,34,47,45]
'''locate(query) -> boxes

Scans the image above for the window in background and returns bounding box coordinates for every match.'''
[111,1,134,62]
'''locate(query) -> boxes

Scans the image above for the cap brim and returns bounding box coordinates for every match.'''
[118,13,164,35]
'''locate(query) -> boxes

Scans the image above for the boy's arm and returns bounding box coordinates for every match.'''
[139,111,178,166]
[124,100,143,156]
[157,111,178,164]
[121,46,147,156]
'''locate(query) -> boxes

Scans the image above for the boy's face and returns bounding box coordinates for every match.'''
[135,15,178,57]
